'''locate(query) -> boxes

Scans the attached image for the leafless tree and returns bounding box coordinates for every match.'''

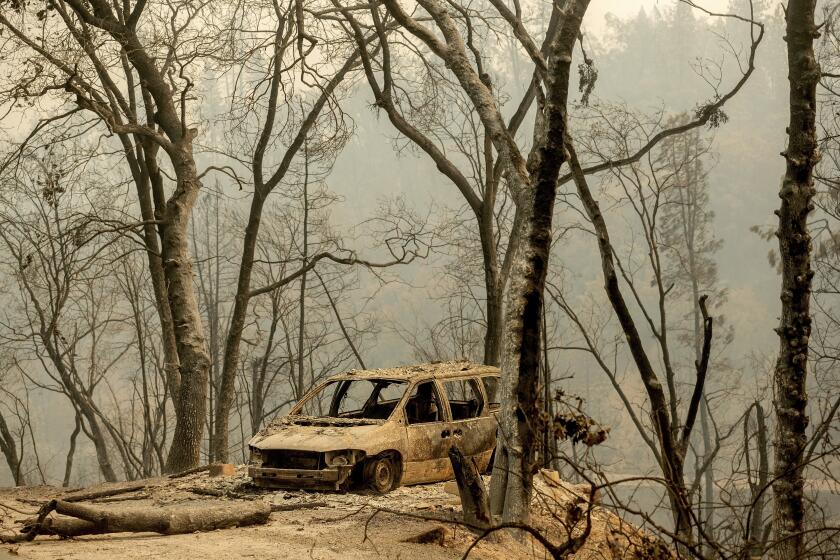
[656,112,734,549]
[0,150,132,482]
[205,0,372,462]
[546,3,763,551]
[329,0,768,529]
[548,144,720,550]
[112,246,172,477]
[212,170,389,461]
[0,0,219,472]
[772,2,820,558]
[0,356,27,486]
[329,0,595,525]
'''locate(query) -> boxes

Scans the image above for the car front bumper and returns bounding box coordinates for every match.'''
[248,465,353,490]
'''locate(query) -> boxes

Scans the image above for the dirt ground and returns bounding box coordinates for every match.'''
[0,468,663,560]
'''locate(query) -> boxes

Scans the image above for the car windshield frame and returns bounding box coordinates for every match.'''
[289,377,409,421]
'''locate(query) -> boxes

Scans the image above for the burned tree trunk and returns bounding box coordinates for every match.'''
[163,147,211,473]
[86,5,212,475]
[210,192,265,463]
[210,47,359,462]
[55,2,213,474]
[746,401,770,558]
[133,139,181,404]
[19,500,270,541]
[375,0,589,526]
[449,445,491,529]
[481,228,504,368]
[772,2,819,558]
[490,0,590,526]
[567,142,697,549]
[0,412,23,486]
[62,414,81,487]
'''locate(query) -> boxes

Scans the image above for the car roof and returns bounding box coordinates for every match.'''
[326,360,500,383]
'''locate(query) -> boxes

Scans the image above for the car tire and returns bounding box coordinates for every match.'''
[364,453,399,493]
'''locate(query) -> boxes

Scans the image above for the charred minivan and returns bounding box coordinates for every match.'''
[247,361,500,492]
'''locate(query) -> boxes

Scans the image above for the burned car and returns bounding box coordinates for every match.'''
[247,361,500,493]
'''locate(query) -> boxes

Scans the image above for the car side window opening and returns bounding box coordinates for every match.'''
[481,376,501,409]
[404,381,443,425]
[443,378,485,420]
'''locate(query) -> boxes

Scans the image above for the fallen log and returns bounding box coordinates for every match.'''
[270,501,328,512]
[61,483,150,503]
[12,499,271,541]
[447,445,490,530]
[186,486,260,501]
[91,492,151,504]
[168,465,211,479]
[0,501,38,515]
[14,498,46,507]
[186,487,229,498]
[9,483,152,509]
[25,515,103,538]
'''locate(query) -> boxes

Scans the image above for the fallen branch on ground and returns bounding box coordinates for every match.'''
[9,483,153,508]
[1,499,271,542]
[167,465,211,479]
[270,501,328,512]
[0,502,38,515]
[91,492,151,504]
[61,483,150,503]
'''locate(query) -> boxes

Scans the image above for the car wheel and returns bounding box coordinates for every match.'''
[364,453,398,493]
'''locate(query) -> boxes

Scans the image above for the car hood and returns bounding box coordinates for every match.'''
[248,416,391,453]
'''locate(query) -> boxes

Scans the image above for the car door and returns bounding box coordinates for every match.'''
[441,377,495,470]
[400,380,454,484]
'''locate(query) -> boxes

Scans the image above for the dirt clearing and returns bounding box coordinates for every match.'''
[0,467,663,559]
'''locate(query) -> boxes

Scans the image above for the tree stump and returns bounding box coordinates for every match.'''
[448,445,491,529]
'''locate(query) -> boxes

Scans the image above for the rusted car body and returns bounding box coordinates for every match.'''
[247,361,500,492]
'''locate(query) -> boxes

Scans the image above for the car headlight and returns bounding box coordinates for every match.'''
[249,447,264,466]
[325,450,359,467]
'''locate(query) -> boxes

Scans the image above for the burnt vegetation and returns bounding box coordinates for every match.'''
[0,0,837,558]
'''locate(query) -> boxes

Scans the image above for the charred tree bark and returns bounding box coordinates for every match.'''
[134,139,181,403]
[0,411,23,486]
[480,222,504,367]
[690,248,715,548]
[541,304,558,470]
[374,0,588,526]
[163,146,211,473]
[449,445,491,529]
[62,414,81,488]
[106,4,212,474]
[566,143,702,550]
[210,46,359,462]
[746,401,770,558]
[70,1,212,473]
[115,10,212,476]
[772,2,819,557]
[19,500,270,541]
[490,1,589,525]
